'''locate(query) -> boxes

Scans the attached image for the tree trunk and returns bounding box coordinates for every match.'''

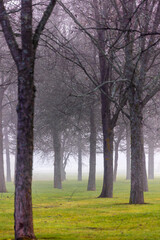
[113,126,124,182]
[148,140,154,179]
[129,90,144,204]
[126,123,131,180]
[60,149,66,181]
[53,127,62,189]
[0,90,7,192]
[93,0,114,198]
[113,141,119,182]
[142,146,148,192]
[99,94,113,198]
[14,68,36,239]
[87,105,96,191]
[4,127,11,182]
[0,0,57,238]
[78,132,82,181]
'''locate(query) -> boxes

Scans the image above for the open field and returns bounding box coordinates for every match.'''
[0,178,160,240]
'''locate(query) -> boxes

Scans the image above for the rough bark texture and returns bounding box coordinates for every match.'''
[53,127,62,189]
[87,105,96,191]
[0,0,57,238]
[126,124,131,180]
[14,0,36,237]
[78,132,82,181]
[129,93,144,204]
[4,127,12,182]
[15,68,36,239]
[148,140,154,179]
[0,89,7,192]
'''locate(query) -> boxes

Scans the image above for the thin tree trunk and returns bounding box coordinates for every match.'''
[0,90,7,192]
[113,126,124,182]
[4,127,11,182]
[87,105,96,191]
[99,101,113,198]
[113,142,119,182]
[148,140,154,179]
[53,127,62,189]
[126,123,131,180]
[60,148,66,181]
[78,132,82,181]
[142,145,148,192]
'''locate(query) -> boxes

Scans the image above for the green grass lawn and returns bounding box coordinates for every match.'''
[0,178,160,240]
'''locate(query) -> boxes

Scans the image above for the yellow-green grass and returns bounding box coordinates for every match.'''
[0,178,160,240]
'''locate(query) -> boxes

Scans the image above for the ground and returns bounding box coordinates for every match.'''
[0,178,160,239]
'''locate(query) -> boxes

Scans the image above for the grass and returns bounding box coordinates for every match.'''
[0,178,160,239]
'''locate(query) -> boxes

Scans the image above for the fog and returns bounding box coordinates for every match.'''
[5,152,159,182]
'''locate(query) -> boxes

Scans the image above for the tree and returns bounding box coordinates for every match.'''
[0,86,7,192]
[0,0,57,238]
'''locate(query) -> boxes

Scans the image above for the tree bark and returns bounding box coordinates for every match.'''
[53,127,62,189]
[99,93,113,197]
[129,91,144,204]
[0,89,7,192]
[148,140,154,179]
[87,105,96,191]
[14,67,36,239]
[78,132,82,181]
[0,0,57,238]
[4,127,12,182]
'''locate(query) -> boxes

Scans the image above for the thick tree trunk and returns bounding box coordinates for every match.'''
[87,105,96,191]
[148,140,154,179]
[126,124,131,180]
[0,91,7,192]
[78,132,82,181]
[14,69,36,239]
[53,127,62,189]
[129,91,144,204]
[4,127,11,182]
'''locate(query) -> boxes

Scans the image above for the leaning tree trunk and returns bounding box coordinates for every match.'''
[78,132,82,181]
[148,140,154,179]
[53,127,62,189]
[0,90,7,192]
[87,105,96,191]
[129,88,144,204]
[126,123,131,180]
[4,127,11,182]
